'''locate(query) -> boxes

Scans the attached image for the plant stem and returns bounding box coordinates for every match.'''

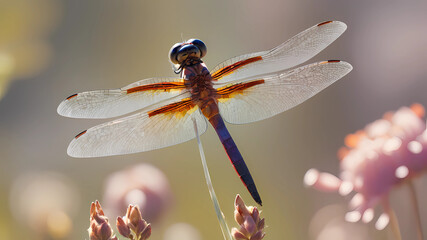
[408,181,424,240]
[192,117,233,240]
[383,197,402,240]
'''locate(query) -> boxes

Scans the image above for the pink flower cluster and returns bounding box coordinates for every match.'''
[305,104,427,228]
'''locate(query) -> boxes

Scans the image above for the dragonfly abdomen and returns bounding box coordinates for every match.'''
[183,62,262,205]
[209,113,262,205]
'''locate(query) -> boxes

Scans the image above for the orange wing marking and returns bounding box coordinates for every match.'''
[317,20,333,26]
[320,60,341,64]
[148,98,196,118]
[217,80,265,101]
[211,56,263,80]
[66,93,78,100]
[127,82,186,94]
[75,130,87,139]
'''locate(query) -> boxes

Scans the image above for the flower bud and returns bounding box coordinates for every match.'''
[232,195,265,240]
[117,204,151,240]
[88,201,117,240]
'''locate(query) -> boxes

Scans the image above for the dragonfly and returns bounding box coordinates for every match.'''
[58,21,352,206]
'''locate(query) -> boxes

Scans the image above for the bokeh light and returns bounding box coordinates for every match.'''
[163,223,201,240]
[309,205,371,240]
[0,0,61,100]
[103,163,173,223]
[9,172,79,239]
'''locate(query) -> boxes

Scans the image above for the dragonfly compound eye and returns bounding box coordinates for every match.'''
[169,39,207,64]
[187,39,207,59]
[169,43,183,64]
[176,44,201,64]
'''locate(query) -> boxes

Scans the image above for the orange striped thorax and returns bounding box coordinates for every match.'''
[147,56,265,120]
[182,62,219,119]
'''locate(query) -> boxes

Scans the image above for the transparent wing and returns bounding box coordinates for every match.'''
[67,93,207,158]
[211,21,347,84]
[57,77,187,119]
[216,61,352,124]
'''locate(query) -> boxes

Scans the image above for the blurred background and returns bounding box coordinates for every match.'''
[1,0,427,239]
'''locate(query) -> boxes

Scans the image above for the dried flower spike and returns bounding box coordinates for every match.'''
[231,195,265,240]
[117,205,151,240]
[88,200,118,240]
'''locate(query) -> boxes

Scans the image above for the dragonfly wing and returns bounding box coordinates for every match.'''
[67,93,207,157]
[211,21,347,84]
[216,60,352,124]
[58,77,187,119]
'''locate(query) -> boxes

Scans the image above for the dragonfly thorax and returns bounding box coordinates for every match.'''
[182,63,219,119]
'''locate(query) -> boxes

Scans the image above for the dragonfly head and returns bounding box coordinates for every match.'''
[169,39,207,65]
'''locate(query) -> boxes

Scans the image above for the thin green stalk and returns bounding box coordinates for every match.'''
[192,117,233,240]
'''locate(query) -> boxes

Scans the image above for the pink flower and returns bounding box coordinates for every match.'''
[305,104,427,229]
[88,201,118,240]
[231,195,265,240]
[116,205,151,240]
